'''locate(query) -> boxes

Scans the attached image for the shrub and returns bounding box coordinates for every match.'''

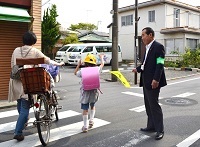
[181,48,200,68]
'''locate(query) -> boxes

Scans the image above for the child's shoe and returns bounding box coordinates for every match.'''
[89,120,94,128]
[82,126,88,133]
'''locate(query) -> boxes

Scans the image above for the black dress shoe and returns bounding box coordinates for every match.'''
[140,127,156,132]
[155,132,164,140]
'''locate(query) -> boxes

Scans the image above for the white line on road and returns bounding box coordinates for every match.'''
[121,92,143,97]
[176,129,200,147]
[168,77,200,86]
[129,103,162,112]
[122,91,164,112]
[0,109,34,119]
[88,129,149,147]
[172,92,195,98]
[0,118,110,147]
[0,110,81,133]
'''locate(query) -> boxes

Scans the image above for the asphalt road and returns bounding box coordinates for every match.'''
[0,65,200,147]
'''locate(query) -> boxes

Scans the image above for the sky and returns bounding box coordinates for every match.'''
[42,0,200,33]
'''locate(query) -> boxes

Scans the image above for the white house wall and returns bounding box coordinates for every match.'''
[137,5,166,40]
[118,11,135,60]
[118,4,166,60]
[165,4,200,28]
[118,1,200,60]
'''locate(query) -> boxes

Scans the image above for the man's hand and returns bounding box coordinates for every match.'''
[151,79,159,89]
[132,68,137,73]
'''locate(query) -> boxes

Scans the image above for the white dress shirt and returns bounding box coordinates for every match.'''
[141,39,155,70]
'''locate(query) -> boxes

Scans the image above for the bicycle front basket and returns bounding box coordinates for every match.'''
[20,67,51,94]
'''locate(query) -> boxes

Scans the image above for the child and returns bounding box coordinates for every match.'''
[74,54,104,133]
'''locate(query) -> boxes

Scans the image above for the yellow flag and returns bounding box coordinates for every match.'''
[110,71,130,88]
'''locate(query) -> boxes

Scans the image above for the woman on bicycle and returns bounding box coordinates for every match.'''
[8,31,64,141]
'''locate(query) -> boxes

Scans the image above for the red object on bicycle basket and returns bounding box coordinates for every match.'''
[34,102,39,108]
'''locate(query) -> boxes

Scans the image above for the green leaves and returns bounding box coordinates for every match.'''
[42,4,61,55]
[69,23,98,31]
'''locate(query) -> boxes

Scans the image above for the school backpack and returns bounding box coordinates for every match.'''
[81,67,100,90]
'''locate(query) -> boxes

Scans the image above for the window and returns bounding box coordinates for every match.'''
[71,46,85,52]
[148,10,155,22]
[68,46,77,52]
[96,45,121,52]
[174,8,180,27]
[59,46,70,51]
[96,46,111,52]
[121,15,133,26]
[186,38,198,50]
[165,38,184,55]
[82,46,93,53]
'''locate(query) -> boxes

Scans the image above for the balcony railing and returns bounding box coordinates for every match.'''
[161,12,200,34]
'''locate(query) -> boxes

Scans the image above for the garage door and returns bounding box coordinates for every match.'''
[0,21,27,100]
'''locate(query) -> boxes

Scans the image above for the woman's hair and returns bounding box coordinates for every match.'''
[22,31,37,45]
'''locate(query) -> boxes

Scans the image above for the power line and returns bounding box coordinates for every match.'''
[42,0,51,6]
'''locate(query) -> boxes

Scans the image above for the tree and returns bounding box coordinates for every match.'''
[69,23,97,31]
[62,34,79,45]
[42,4,61,55]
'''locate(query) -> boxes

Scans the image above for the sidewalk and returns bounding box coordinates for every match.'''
[0,100,17,109]
[1,67,200,109]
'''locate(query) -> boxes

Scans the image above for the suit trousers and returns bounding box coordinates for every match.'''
[143,85,164,132]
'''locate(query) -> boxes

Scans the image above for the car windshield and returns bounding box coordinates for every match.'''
[71,46,85,52]
[67,46,77,52]
[59,46,70,51]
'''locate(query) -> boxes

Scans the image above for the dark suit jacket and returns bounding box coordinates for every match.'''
[136,40,167,90]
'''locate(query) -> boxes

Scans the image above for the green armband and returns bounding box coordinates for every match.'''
[157,57,164,64]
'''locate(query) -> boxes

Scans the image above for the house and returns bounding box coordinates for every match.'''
[0,0,41,100]
[55,29,110,49]
[77,29,111,43]
[115,0,200,60]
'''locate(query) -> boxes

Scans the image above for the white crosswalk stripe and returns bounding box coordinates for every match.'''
[176,129,200,147]
[172,92,195,98]
[0,118,110,147]
[0,110,81,133]
[0,109,34,119]
[129,103,163,112]
[123,92,195,113]
[0,109,111,147]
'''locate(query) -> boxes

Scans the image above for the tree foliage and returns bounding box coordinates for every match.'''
[69,23,97,31]
[42,4,61,54]
[62,34,79,45]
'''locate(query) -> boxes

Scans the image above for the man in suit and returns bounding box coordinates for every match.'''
[132,27,167,140]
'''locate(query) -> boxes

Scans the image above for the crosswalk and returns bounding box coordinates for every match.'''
[122,91,200,147]
[0,109,110,147]
[123,92,195,113]
[0,91,199,147]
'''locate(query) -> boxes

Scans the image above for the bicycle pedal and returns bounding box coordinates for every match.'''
[56,105,63,110]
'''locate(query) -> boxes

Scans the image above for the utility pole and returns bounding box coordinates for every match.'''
[111,0,118,82]
[134,0,138,84]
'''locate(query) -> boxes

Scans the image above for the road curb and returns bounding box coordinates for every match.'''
[0,101,17,109]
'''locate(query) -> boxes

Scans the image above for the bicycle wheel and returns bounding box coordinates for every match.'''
[35,94,50,146]
[51,91,59,121]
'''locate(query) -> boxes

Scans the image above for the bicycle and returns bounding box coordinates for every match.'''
[17,58,62,146]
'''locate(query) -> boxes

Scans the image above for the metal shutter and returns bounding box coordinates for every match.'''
[0,21,28,100]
